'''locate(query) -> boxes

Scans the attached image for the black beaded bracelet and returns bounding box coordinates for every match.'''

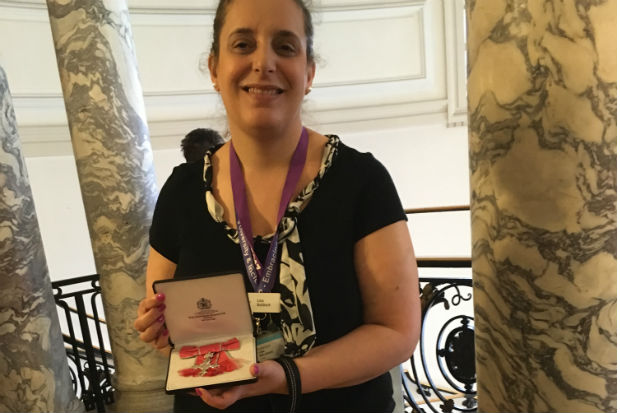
[274,356,301,413]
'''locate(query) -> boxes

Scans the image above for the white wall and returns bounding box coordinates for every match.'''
[341,124,471,264]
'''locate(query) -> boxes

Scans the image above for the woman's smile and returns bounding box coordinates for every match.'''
[242,85,285,96]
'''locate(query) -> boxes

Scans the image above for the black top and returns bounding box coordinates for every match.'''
[151,140,406,413]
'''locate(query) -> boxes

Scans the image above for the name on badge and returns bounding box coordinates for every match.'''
[248,292,281,313]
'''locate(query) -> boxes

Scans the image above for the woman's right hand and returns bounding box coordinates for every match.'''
[134,293,169,350]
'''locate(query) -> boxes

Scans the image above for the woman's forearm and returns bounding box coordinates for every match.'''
[295,322,419,393]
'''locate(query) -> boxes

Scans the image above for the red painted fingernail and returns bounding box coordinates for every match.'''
[195,388,202,396]
[157,315,164,323]
[158,304,166,311]
[156,293,165,301]
[162,329,169,337]
[252,364,259,376]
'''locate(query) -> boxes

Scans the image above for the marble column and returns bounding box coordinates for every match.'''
[46,1,172,412]
[0,67,82,412]
[467,0,616,412]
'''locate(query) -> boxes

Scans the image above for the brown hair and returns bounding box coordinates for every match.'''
[180,128,224,162]
[210,0,315,64]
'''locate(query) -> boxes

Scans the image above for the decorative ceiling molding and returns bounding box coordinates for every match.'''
[0,1,426,27]
[5,8,434,97]
[0,0,41,7]
[443,0,467,127]
[12,73,445,126]
[0,0,424,13]
[312,5,427,86]
[4,0,465,157]
[317,3,421,22]
[315,0,426,11]
[15,96,446,158]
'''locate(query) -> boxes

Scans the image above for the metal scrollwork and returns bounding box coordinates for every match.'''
[450,285,472,307]
[402,277,477,413]
[52,274,115,412]
[437,316,476,389]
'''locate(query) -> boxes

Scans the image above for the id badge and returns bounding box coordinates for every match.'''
[256,330,285,362]
[248,292,280,313]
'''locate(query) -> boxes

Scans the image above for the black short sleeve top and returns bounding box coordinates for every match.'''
[150,138,406,412]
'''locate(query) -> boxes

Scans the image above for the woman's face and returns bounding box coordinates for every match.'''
[209,0,315,135]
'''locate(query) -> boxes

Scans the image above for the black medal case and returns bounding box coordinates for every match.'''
[153,272,257,393]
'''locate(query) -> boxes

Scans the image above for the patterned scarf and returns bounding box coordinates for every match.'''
[203,135,339,357]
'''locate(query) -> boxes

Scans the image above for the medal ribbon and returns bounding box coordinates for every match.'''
[230,128,309,293]
[179,338,241,359]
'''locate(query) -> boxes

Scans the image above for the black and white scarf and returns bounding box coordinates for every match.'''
[203,135,339,357]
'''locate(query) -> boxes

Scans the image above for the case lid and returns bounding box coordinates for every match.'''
[153,273,253,346]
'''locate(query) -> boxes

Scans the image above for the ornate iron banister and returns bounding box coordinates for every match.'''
[401,205,476,413]
[58,303,107,324]
[403,276,476,413]
[52,274,115,412]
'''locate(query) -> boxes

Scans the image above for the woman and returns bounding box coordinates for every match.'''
[134,0,421,411]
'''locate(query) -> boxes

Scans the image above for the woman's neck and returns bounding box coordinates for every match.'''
[229,124,304,171]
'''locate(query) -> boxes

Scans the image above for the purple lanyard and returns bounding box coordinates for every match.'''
[229,128,309,293]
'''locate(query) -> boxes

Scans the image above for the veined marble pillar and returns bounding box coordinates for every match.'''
[0,67,81,412]
[46,1,171,412]
[467,1,616,412]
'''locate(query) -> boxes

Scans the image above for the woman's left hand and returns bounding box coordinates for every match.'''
[194,360,287,410]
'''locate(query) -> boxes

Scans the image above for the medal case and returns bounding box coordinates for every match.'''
[153,272,257,393]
